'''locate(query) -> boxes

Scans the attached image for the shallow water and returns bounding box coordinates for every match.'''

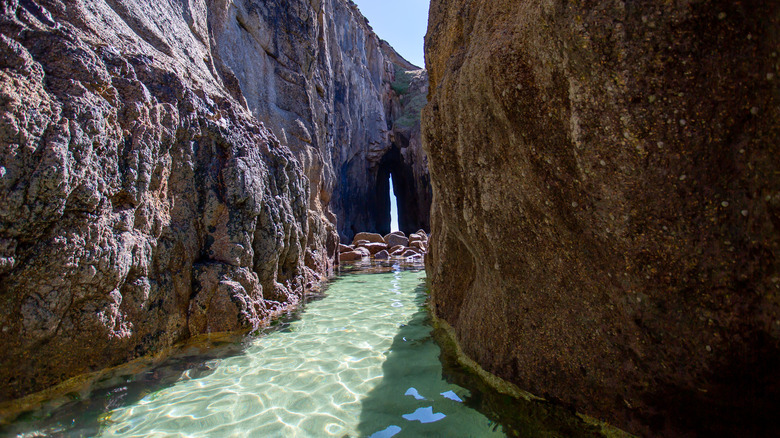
[3,265,505,437]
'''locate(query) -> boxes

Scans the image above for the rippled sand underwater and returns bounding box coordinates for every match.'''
[81,268,504,437]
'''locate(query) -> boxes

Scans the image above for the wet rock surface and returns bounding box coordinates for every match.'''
[423,0,779,436]
[339,230,428,264]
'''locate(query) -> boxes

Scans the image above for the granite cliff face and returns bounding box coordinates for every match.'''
[0,0,428,403]
[423,0,779,436]
[207,0,431,245]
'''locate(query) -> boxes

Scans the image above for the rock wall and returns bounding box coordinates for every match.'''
[0,0,428,403]
[207,0,431,247]
[423,0,779,436]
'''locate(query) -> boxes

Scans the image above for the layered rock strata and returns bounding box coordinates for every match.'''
[423,0,779,436]
[0,0,428,403]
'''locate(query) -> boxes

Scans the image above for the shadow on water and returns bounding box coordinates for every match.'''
[356,281,623,438]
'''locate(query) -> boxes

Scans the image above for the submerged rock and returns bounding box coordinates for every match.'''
[423,0,780,436]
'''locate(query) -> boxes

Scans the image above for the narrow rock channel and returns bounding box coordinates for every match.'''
[0,265,496,437]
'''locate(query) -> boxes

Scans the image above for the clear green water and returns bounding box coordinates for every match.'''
[4,267,504,437]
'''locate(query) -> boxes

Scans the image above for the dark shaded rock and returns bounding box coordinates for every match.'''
[423,0,780,436]
[333,64,431,242]
[374,250,389,260]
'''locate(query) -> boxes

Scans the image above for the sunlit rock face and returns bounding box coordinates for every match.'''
[0,0,429,402]
[423,0,779,436]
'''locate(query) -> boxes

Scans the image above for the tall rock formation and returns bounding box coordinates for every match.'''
[207,0,431,246]
[0,0,428,403]
[423,0,779,436]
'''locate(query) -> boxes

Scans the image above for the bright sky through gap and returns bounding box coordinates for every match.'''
[351,0,430,68]
[389,175,400,232]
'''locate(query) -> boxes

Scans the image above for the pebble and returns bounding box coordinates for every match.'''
[741,210,749,217]
[721,201,729,207]
[706,345,712,352]
[679,174,687,181]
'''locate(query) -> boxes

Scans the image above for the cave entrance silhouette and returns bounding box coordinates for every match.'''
[374,145,424,237]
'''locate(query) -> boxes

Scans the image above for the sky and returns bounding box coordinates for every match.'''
[389,176,399,232]
[352,0,430,68]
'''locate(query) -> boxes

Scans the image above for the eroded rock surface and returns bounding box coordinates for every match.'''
[423,0,779,436]
[0,0,428,403]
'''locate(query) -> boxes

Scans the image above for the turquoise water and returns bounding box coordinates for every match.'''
[3,266,504,437]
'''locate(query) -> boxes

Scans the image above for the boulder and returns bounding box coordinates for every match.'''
[359,242,389,255]
[339,251,363,262]
[401,249,419,258]
[354,247,371,258]
[353,232,386,245]
[354,239,370,247]
[389,245,405,253]
[409,233,424,244]
[338,244,354,253]
[385,233,409,248]
[374,250,390,260]
[410,241,427,252]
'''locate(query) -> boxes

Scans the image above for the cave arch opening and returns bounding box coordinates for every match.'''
[374,144,427,237]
